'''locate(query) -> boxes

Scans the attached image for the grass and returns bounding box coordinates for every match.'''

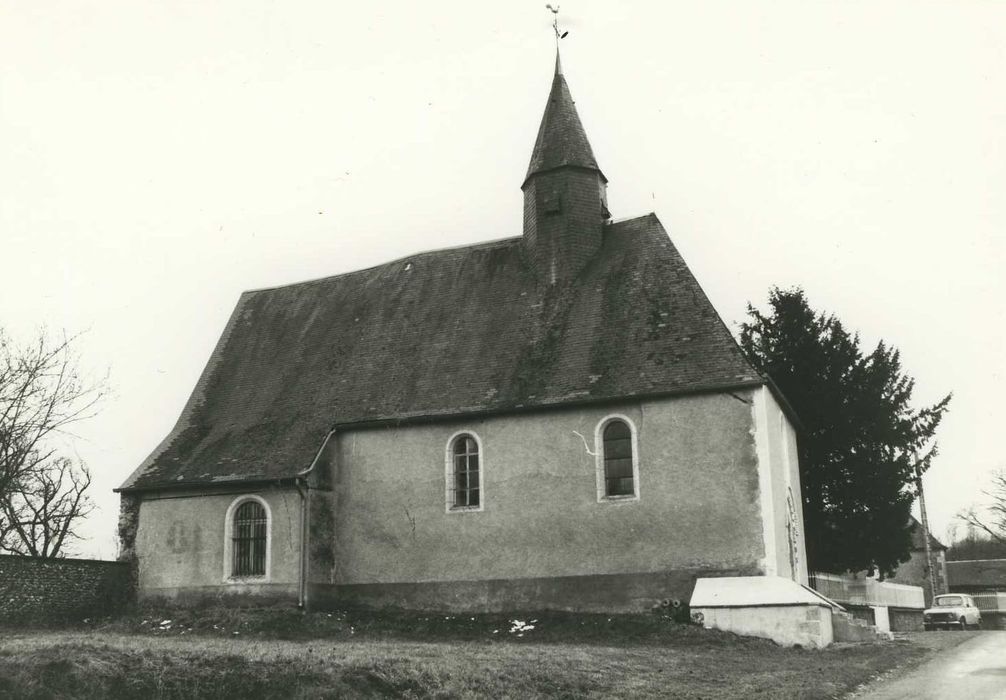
[0,607,943,699]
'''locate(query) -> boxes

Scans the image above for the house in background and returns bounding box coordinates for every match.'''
[886,515,949,607]
[116,53,809,614]
[802,517,944,635]
[946,558,1006,629]
[947,558,1006,594]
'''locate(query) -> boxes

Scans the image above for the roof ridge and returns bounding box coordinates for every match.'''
[243,235,522,295]
[606,212,658,227]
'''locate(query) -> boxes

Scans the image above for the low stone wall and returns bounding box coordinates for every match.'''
[847,605,874,626]
[0,554,132,624]
[844,605,922,632]
[889,607,924,632]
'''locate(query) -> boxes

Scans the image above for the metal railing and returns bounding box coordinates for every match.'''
[972,591,1006,613]
[809,572,925,610]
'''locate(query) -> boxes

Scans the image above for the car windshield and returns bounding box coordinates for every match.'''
[935,596,963,607]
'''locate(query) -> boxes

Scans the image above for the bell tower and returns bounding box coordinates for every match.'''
[522,53,610,286]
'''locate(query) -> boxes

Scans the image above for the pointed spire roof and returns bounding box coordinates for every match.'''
[524,51,605,186]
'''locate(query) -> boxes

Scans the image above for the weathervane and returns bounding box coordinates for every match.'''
[546,4,569,44]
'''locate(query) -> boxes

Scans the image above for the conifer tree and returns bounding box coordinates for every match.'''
[740,288,951,576]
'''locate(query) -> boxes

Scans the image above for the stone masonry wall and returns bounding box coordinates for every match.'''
[0,554,132,624]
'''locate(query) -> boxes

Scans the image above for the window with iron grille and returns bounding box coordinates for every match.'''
[450,434,481,509]
[232,500,267,577]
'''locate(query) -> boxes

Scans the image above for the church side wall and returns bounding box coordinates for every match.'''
[324,391,766,612]
[132,486,302,605]
[754,387,808,585]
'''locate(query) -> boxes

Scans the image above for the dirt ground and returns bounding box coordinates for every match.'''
[0,609,933,699]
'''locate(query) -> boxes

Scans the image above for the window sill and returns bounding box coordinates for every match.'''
[446,505,484,514]
[598,494,640,504]
[225,575,270,584]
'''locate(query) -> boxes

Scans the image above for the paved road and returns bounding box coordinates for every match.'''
[863,632,1006,699]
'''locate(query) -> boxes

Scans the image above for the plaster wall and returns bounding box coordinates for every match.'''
[754,387,808,584]
[696,604,834,648]
[871,605,891,633]
[326,391,766,608]
[133,486,302,603]
[889,549,948,606]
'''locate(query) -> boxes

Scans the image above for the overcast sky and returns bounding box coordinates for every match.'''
[2,1,1003,558]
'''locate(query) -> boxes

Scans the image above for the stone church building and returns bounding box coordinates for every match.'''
[117,54,808,612]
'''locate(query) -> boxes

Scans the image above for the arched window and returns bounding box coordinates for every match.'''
[596,416,640,501]
[447,432,482,511]
[231,499,267,577]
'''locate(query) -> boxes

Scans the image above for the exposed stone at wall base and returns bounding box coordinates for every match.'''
[889,607,924,632]
[132,569,759,613]
[116,493,142,599]
[137,582,299,608]
[847,605,874,626]
[845,604,923,632]
[0,554,131,624]
[116,493,141,562]
[312,568,759,613]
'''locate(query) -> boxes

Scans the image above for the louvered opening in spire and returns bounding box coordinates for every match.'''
[523,51,605,187]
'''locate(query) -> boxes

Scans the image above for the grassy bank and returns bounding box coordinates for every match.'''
[0,608,932,699]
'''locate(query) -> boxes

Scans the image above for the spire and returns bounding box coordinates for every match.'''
[523,55,605,187]
[521,52,610,286]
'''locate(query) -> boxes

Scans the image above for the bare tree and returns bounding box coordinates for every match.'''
[1,457,93,557]
[958,469,1006,545]
[0,328,105,556]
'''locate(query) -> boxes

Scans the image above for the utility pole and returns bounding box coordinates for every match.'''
[915,464,938,604]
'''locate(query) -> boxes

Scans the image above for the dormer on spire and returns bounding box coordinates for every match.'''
[522,52,610,286]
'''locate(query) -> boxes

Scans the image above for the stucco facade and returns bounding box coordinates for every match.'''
[132,487,303,604]
[755,387,808,585]
[124,386,806,611]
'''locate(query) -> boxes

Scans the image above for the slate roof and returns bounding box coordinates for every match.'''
[524,53,604,186]
[909,515,948,551]
[946,559,1006,589]
[119,214,764,491]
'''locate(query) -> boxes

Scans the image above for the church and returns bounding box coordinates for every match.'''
[116,53,808,612]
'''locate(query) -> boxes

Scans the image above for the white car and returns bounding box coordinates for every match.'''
[923,594,982,631]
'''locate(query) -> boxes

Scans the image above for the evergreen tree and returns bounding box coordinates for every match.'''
[739,288,951,576]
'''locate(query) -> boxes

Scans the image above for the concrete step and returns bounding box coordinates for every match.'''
[831,609,894,642]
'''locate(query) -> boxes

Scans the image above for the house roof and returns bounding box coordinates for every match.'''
[946,559,1006,589]
[119,214,764,491]
[909,515,948,551]
[524,51,604,186]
